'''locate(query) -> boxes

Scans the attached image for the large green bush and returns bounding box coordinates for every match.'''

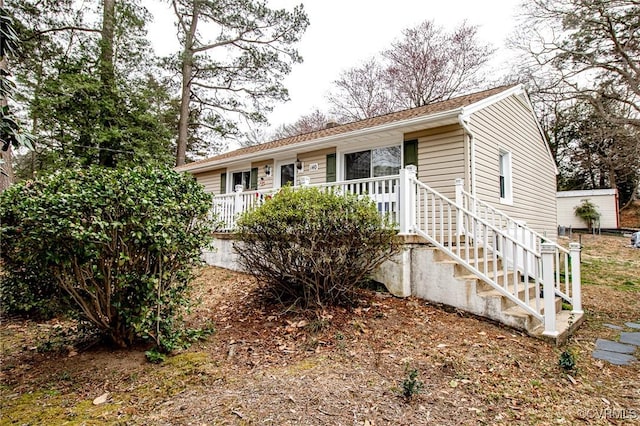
[234,186,399,308]
[0,165,214,351]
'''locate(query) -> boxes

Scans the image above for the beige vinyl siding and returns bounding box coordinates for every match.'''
[470,95,557,238]
[251,159,275,190]
[297,147,336,185]
[193,169,225,194]
[408,124,466,200]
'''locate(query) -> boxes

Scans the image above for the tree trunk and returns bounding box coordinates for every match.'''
[176,2,199,167]
[0,0,13,191]
[98,0,117,167]
[0,147,13,191]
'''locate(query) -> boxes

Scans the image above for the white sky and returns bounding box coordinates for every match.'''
[145,0,521,130]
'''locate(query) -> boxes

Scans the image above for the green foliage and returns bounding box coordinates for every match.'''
[558,349,576,372]
[402,367,424,401]
[0,165,214,352]
[7,1,174,176]
[145,349,167,364]
[234,186,399,308]
[574,199,600,230]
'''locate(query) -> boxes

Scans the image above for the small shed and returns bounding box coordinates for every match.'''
[557,189,619,229]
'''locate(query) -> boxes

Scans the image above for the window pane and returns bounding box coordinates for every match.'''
[499,151,512,201]
[373,146,401,177]
[232,171,251,190]
[280,163,295,186]
[345,150,371,180]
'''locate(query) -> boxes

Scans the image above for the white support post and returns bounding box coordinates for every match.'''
[398,166,417,235]
[233,186,244,221]
[455,178,464,237]
[541,242,559,337]
[569,242,583,314]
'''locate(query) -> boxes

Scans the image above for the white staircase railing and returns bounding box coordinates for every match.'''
[399,166,582,337]
[454,178,582,313]
[211,166,581,337]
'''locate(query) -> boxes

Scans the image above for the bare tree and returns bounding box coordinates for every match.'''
[515,0,640,128]
[170,0,309,166]
[384,20,494,108]
[327,58,397,122]
[325,20,494,119]
[272,108,337,139]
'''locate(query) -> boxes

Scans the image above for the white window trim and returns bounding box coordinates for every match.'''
[499,150,513,205]
[227,163,252,192]
[339,143,402,181]
[274,158,297,188]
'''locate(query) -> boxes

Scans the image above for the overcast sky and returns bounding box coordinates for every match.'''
[145,0,521,130]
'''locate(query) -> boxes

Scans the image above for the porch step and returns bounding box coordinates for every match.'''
[530,310,586,346]
[433,246,490,262]
[502,295,562,318]
[457,269,520,287]
[430,248,580,345]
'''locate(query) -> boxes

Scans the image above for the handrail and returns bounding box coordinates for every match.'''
[457,184,569,255]
[456,182,578,306]
[410,176,543,320]
[212,175,400,232]
[210,169,582,337]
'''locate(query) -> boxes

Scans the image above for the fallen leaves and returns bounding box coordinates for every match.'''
[92,392,110,405]
[3,234,640,426]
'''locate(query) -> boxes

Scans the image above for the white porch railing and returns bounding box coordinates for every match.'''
[211,166,581,337]
[212,175,400,232]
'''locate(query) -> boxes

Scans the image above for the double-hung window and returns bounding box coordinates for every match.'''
[499,150,512,203]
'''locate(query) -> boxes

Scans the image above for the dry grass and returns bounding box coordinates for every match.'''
[1,234,639,425]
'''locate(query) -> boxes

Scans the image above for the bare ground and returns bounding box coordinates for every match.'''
[1,234,639,425]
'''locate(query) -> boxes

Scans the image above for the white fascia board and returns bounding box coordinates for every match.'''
[460,84,560,176]
[182,108,462,173]
[459,84,524,118]
[557,189,618,198]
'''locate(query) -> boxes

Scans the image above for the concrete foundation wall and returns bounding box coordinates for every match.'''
[204,237,531,332]
[204,236,243,272]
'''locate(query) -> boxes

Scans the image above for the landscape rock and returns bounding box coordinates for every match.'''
[592,350,637,366]
[619,332,640,346]
[594,338,636,354]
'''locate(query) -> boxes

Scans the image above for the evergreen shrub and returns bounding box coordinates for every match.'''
[234,186,399,308]
[0,165,214,351]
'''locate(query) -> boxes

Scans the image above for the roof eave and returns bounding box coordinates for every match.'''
[179,107,463,173]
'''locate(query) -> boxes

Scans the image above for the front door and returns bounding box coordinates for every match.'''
[280,163,295,187]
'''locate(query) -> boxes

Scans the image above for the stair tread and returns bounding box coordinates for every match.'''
[457,269,513,280]
[477,282,539,301]
[502,296,560,316]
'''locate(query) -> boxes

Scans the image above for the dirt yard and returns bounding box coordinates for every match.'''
[1,234,639,425]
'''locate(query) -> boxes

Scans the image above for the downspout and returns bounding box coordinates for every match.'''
[458,114,476,196]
